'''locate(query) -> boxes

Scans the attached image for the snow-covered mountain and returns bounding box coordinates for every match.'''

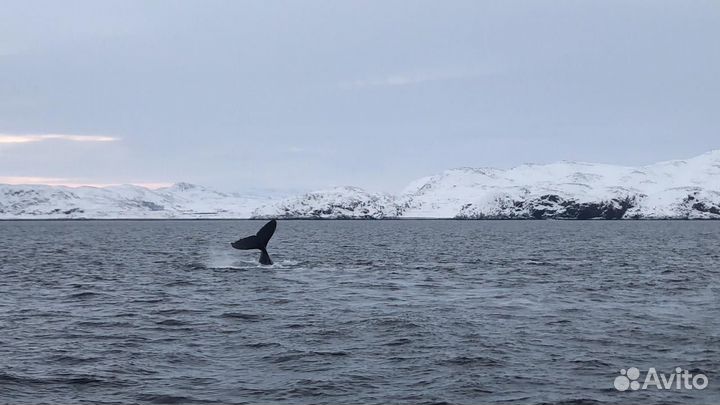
[398,150,720,219]
[252,186,401,219]
[0,182,272,219]
[2,151,720,219]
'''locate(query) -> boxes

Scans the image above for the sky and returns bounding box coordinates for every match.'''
[1,1,718,193]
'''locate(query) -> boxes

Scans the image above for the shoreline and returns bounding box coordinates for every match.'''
[1,217,718,221]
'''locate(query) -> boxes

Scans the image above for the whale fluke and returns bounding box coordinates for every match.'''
[230,219,277,265]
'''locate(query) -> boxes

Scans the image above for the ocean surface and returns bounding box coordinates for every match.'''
[0,220,718,405]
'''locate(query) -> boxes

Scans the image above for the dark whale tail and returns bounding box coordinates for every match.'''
[230,219,277,265]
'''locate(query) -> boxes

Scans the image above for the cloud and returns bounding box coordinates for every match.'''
[0,134,119,144]
[342,73,439,89]
[0,176,72,184]
[0,176,171,189]
[287,145,337,155]
[340,69,485,90]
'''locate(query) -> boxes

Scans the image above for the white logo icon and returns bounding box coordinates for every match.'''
[614,367,709,391]
[614,367,641,391]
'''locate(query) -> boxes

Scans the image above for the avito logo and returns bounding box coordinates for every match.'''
[614,367,708,391]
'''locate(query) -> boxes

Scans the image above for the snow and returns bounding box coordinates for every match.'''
[0,183,271,219]
[253,186,399,219]
[399,150,720,219]
[1,150,719,219]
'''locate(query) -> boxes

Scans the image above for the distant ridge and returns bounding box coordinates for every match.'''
[2,151,719,219]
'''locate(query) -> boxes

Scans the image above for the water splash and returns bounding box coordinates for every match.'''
[203,247,255,269]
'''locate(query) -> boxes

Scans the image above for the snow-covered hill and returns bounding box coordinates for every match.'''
[2,151,720,219]
[398,150,720,219]
[253,186,400,219]
[0,182,272,219]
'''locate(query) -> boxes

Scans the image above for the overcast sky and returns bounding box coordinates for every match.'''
[1,1,718,192]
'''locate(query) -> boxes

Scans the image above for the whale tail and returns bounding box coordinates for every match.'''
[230,219,277,265]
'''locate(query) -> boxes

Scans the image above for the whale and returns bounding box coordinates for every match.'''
[230,219,277,265]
